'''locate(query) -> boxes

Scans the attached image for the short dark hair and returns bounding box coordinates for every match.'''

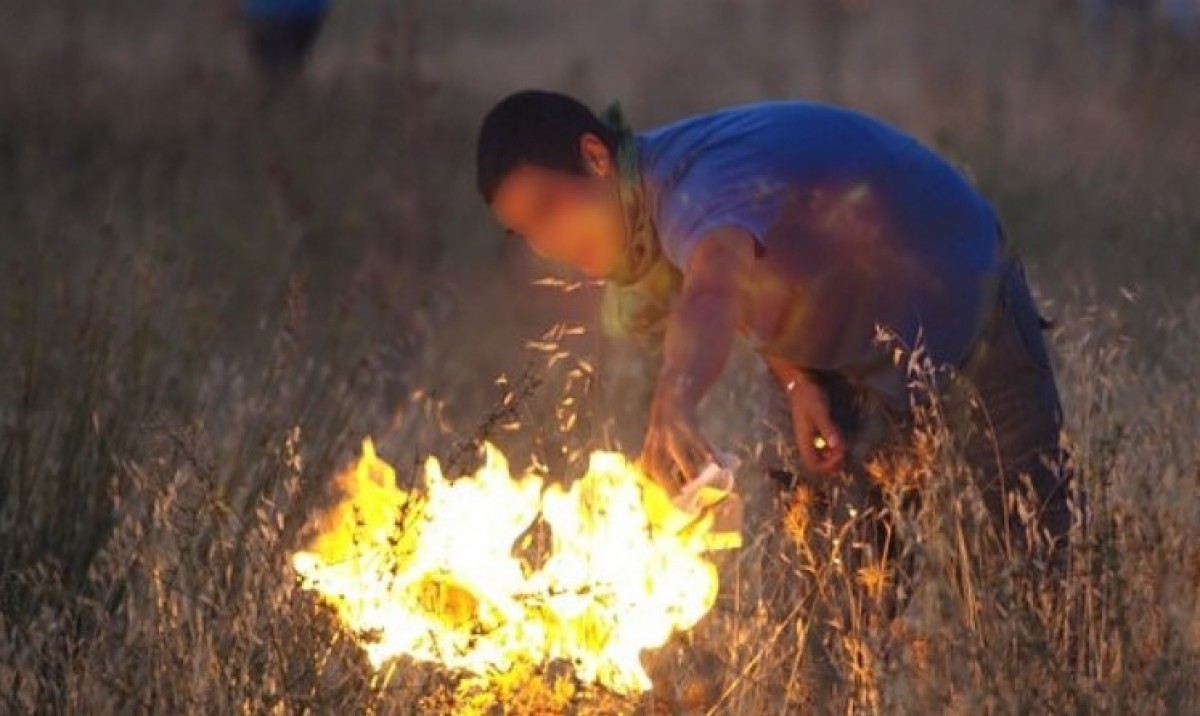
[476,90,618,204]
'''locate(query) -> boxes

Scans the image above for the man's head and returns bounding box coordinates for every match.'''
[476,90,628,278]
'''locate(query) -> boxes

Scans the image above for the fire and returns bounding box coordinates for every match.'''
[291,438,740,694]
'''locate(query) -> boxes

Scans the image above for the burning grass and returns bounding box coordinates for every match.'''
[289,438,735,695]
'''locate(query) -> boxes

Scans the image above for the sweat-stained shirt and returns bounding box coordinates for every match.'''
[634,101,1004,411]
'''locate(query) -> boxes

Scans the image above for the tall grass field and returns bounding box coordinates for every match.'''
[1,1,1197,713]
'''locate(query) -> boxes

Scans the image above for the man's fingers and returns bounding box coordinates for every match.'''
[794,412,847,474]
[793,415,822,472]
[639,436,667,485]
[647,455,674,490]
[812,410,843,453]
[812,412,846,471]
[642,426,712,487]
[643,435,685,491]
[668,429,713,484]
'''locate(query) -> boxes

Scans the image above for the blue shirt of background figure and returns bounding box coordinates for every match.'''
[635,101,1003,410]
[242,0,328,17]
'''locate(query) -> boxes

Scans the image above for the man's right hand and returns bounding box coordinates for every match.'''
[640,382,714,492]
[786,372,846,474]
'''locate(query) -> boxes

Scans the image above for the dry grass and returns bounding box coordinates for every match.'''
[1,0,1198,713]
[3,248,1196,715]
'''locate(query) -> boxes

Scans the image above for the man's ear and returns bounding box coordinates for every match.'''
[579,133,614,178]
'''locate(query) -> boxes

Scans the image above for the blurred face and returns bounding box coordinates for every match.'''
[489,134,627,278]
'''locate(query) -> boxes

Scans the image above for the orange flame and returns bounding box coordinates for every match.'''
[291,439,740,694]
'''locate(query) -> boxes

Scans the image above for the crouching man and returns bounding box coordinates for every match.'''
[474,90,1075,565]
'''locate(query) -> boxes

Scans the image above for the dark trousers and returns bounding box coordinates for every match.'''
[736,253,1077,697]
[764,255,1076,559]
[948,256,1075,551]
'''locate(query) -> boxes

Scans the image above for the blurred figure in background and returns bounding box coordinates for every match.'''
[1162,0,1200,38]
[1083,0,1199,41]
[1083,0,1154,56]
[222,0,329,84]
[1083,0,1152,23]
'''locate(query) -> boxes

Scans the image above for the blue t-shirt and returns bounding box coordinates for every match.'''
[242,0,328,18]
[636,101,1003,409]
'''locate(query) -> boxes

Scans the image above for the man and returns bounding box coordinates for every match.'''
[475,90,1072,552]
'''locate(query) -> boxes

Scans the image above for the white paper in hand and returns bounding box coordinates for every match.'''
[671,451,740,516]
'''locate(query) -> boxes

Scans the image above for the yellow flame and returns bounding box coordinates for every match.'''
[291,439,740,694]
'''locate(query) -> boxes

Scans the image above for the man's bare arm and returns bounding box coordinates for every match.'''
[657,227,756,406]
[640,227,757,484]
